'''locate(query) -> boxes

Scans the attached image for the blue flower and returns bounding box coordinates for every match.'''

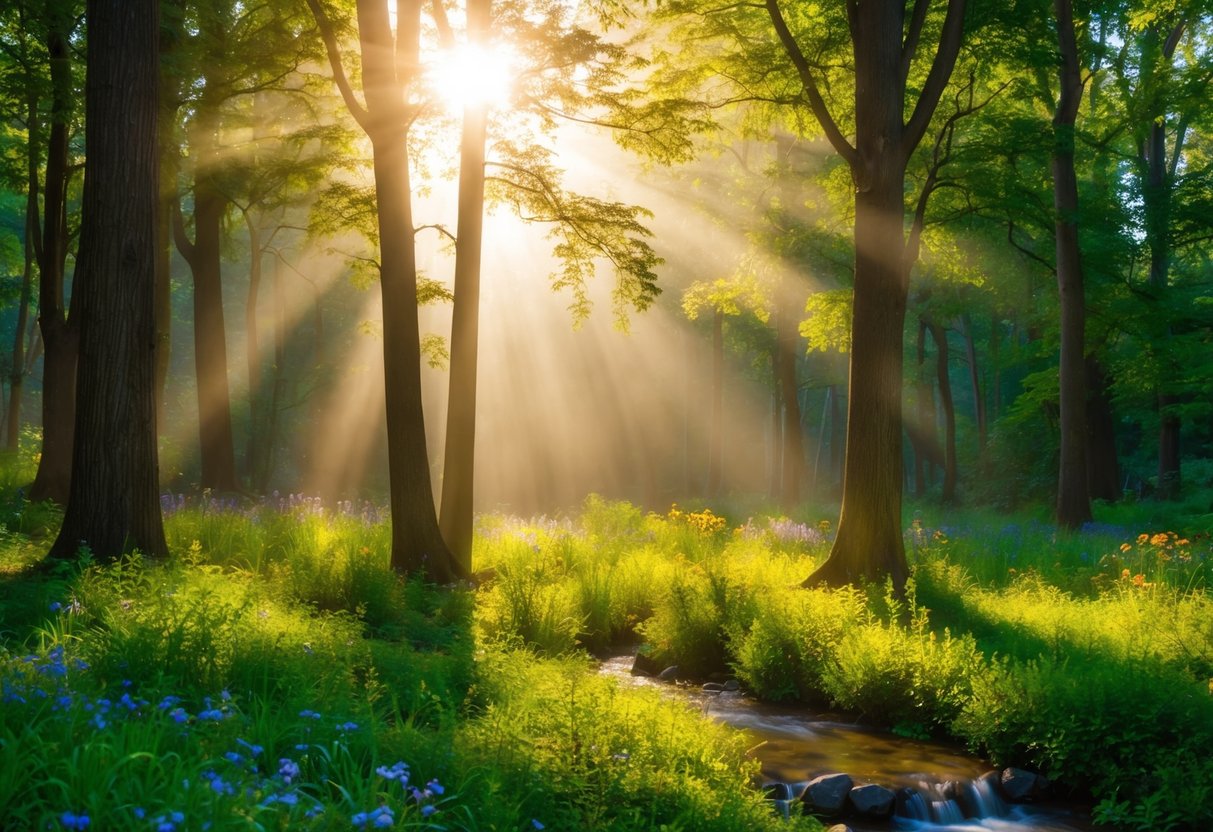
[60,811,90,830]
[376,761,409,783]
[169,707,189,724]
[236,738,263,756]
[426,778,443,795]
[197,708,225,721]
[278,758,300,784]
[337,721,359,732]
[299,709,322,719]
[421,804,437,818]
[49,601,63,613]
[532,821,545,830]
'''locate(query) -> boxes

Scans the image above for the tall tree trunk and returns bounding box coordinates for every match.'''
[1085,355,1119,502]
[439,0,491,573]
[989,312,1001,420]
[154,187,173,436]
[1051,0,1092,528]
[929,320,957,503]
[777,276,804,506]
[766,0,967,587]
[707,307,724,496]
[188,132,240,492]
[50,0,167,561]
[30,15,78,504]
[961,312,986,452]
[768,349,781,500]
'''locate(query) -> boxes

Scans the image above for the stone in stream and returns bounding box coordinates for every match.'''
[825,825,854,832]
[702,682,725,693]
[848,783,895,818]
[723,679,740,691]
[630,650,663,677]
[1000,767,1051,802]
[657,665,680,681]
[799,773,853,816]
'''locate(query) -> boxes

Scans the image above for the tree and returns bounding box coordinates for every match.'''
[1050,0,1093,528]
[307,0,464,582]
[49,0,167,561]
[26,1,82,504]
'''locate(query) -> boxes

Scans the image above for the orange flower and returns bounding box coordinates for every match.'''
[1121,568,1131,578]
[1150,533,1169,547]
[1119,543,1131,553]
[1133,573,1145,587]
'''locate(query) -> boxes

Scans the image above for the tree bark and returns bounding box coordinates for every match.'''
[179,107,240,492]
[50,0,167,561]
[439,0,491,573]
[913,317,931,496]
[929,320,957,503]
[30,14,78,504]
[1051,0,1092,529]
[244,212,264,485]
[961,312,986,452]
[1085,355,1119,502]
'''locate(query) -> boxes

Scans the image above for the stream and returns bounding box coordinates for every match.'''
[600,656,1093,831]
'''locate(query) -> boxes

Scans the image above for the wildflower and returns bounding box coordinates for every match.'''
[169,707,189,724]
[532,821,545,830]
[60,811,90,830]
[421,804,437,818]
[197,709,225,721]
[278,758,300,784]
[299,709,322,719]
[337,721,359,732]
[1122,568,1131,578]
[49,601,63,613]
[133,808,146,820]
[236,738,264,756]
[1133,573,1145,587]
[158,695,181,710]
[1119,543,1131,553]
[377,761,410,783]
[224,751,243,765]
[426,778,444,795]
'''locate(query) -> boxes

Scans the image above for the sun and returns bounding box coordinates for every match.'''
[425,43,518,113]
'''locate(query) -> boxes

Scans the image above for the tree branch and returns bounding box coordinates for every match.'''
[171,195,196,265]
[764,0,857,167]
[901,0,930,84]
[1007,221,1054,274]
[304,0,372,133]
[902,0,968,161]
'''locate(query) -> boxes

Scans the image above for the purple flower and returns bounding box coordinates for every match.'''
[278,758,300,784]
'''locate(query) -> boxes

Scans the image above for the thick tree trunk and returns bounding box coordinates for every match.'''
[1052,0,1092,529]
[50,0,167,561]
[154,189,173,435]
[1085,355,1119,502]
[806,177,909,587]
[1147,117,1181,499]
[439,0,491,573]
[707,308,724,496]
[929,321,957,503]
[30,17,77,504]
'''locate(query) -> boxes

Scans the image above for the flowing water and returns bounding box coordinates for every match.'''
[599,657,1092,831]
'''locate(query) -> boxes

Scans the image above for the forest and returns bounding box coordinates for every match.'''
[0,0,1211,830]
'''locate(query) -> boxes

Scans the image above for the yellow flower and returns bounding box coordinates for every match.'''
[1119,543,1131,553]
[1121,568,1131,578]
[1137,534,1149,545]
[1150,533,1169,547]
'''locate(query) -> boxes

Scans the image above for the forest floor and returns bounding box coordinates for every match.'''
[1,470,1212,831]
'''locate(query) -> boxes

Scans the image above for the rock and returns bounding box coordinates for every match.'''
[763,782,793,801]
[630,650,663,677]
[848,783,895,818]
[800,773,853,816]
[723,679,740,691]
[999,767,1050,802]
[703,682,725,693]
[658,665,680,682]
[825,825,854,832]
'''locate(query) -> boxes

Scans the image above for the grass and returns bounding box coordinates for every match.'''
[3,469,1213,831]
[0,488,817,832]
